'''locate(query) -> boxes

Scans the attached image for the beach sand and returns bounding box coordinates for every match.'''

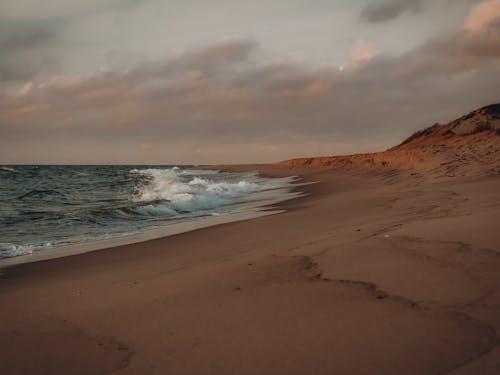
[2,104,500,375]
[1,161,499,374]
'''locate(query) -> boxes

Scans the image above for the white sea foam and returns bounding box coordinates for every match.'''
[0,242,38,257]
[130,167,269,214]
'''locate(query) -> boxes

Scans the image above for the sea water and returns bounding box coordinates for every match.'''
[0,165,298,260]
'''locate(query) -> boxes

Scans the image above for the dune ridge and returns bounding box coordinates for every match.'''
[281,103,500,177]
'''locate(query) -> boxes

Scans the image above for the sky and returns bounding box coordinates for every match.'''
[1,0,499,164]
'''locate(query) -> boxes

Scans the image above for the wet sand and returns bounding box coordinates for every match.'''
[1,163,499,374]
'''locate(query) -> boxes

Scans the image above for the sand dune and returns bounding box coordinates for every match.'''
[0,104,499,374]
[282,103,500,177]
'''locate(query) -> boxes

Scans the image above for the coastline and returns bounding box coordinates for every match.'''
[0,176,303,275]
[0,172,304,269]
[1,163,499,374]
[0,209,287,269]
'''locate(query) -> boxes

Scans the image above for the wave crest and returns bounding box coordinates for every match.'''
[130,168,266,214]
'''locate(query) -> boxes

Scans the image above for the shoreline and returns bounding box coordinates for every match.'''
[1,163,499,374]
[0,208,288,269]
[0,171,306,269]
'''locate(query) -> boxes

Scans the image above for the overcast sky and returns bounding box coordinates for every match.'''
[1,0,499,164]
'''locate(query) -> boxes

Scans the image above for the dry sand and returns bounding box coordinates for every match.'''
[1,105,499,374]
[0,163,499,374]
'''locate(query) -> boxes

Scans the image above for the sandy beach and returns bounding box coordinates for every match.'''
[1,159,499,374]
[1,104,500,374]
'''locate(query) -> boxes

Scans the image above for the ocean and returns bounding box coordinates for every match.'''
[0,165,297,260]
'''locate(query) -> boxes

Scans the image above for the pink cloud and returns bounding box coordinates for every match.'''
[465,0,500,31]
[18,82,33,96]
[349,39,377,66]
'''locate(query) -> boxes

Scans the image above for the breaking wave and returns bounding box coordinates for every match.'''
[130,168,267,215]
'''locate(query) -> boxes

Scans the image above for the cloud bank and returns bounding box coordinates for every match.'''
[0,1,499,164]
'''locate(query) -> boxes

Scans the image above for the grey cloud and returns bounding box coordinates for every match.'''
[0,55,61,82]
[360,0,423,23]
[396,22,500,77]
[0,27,56,51]
[162,38,258,77]
[0,19,66,82]
[123,37,258,85]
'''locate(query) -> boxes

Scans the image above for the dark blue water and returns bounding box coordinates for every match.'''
[0,166,290,259]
